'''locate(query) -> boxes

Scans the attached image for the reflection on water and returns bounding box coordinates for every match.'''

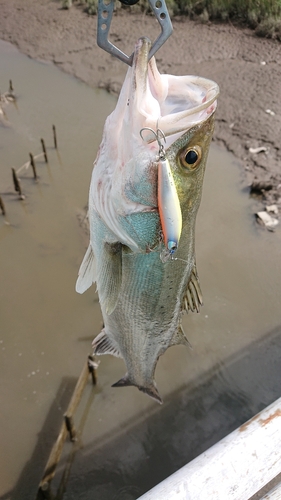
[0,40,281,500]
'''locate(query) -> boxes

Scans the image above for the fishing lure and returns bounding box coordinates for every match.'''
[140,127,182,258]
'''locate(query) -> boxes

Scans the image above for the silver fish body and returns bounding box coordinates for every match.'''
[76,37,219,403]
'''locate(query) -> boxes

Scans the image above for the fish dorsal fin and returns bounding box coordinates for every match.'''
[92,330,122,358]
[76,244,96,294]
[170,325,192,349]
[182,263,203,313]
[97,242,122,315]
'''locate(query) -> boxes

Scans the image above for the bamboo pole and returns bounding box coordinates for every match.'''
[37,356,97,496]
[38,423,68,497]
[63,359,92,442]
[41,139,48,163]
[29,153,38,180]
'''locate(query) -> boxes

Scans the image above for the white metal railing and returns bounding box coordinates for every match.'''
[138,397,281,500]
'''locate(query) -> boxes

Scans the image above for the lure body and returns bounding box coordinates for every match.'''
[158,156,182,254]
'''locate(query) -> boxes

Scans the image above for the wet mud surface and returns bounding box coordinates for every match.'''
[0,0,281,210]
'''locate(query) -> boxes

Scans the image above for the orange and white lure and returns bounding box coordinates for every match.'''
[140,128,182,257]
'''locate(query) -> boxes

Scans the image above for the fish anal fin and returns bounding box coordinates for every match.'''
[97,242,122,315]
[76,244,96,294]
[112,374,163,404]
[170,324,193,349]
[182,263,203,313]
[92,330,122,358]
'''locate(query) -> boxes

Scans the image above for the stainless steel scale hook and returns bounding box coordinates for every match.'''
[97,0,173,65]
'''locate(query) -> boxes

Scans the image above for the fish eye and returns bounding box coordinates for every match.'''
[180,146,202,170]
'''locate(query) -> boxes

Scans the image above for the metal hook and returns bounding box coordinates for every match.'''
[140,127,166,159]
[97,0,173,66]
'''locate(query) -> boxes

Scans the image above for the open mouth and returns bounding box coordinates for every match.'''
[133,37,219,146]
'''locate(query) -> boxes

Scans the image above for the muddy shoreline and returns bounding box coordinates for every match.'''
[1,0,281,210]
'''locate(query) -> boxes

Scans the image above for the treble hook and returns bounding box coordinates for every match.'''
[140,127,166,160]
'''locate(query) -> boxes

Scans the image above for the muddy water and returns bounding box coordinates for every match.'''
[0,40,281,500]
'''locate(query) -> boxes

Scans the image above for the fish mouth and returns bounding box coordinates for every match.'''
[132,37,219,146]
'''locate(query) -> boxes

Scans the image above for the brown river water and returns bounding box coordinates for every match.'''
[1,39,281,500]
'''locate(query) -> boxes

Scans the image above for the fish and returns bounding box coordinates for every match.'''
[76,37,219,404]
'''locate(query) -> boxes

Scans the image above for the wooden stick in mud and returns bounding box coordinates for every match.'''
[52,125,57,149]
[37,356,97,495]
[88,354,97,385]
[41,138,48,163]
[0,196,6,216]
[63,359,93,441]
[37,423,68,499]
[29,153,38,180]
[9,80,14,93]
[12,167,23,197]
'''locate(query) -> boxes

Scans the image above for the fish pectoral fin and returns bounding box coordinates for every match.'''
[112,375,163,404]
[92,330,122,358]
[97,242,122,315]
[182,263,203,313]
[76,243,96,294]
[170,325,193,349]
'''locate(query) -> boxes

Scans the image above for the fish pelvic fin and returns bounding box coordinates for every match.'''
[76,243,96,294]
[112,374,163,404]
[182,263,203,313]
[92,330,122,358]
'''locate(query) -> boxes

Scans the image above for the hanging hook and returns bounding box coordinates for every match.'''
[97,0,173,66]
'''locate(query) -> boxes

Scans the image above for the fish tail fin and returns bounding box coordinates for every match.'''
[138,385,163,405]
[112,374,163,404]
[111,375,133,388]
